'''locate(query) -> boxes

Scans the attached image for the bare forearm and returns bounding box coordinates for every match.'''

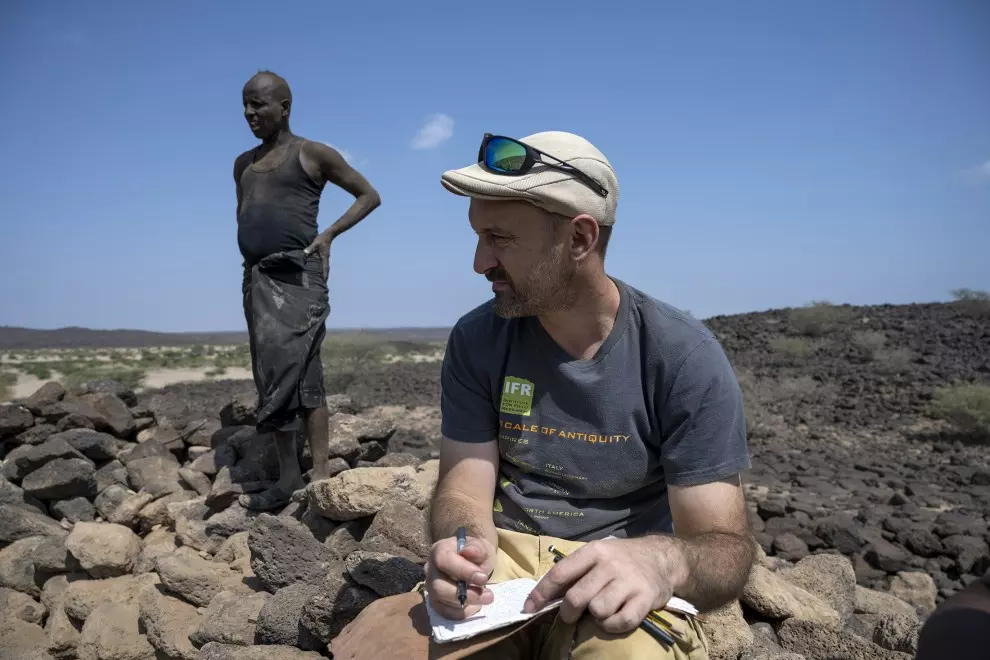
[663,532,756,612]
[325,191,381,239]
[428,488,498,552]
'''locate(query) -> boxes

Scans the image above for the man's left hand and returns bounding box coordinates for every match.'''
[304,233,333,281]
[522,537,686,634]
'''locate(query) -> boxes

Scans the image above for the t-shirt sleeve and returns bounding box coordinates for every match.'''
[658,338,751,486]
[440,322,499,443]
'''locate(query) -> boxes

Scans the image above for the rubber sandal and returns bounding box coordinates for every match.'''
[238,486,293,511]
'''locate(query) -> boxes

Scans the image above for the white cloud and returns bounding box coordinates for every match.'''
[324,143,353,163]
[961,159,990,185]
[411,114,454,150]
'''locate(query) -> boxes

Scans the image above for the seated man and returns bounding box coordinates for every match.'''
[916,573,990,659]
[423,131,757,659]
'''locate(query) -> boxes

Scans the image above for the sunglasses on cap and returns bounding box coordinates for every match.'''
[478,133,609,199]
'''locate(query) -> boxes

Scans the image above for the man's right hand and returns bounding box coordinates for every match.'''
[424,534,497,619]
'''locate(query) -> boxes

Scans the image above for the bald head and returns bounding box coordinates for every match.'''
[244,70,292,107]
[242,71,293,139]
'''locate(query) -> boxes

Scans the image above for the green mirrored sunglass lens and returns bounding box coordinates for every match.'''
[485,137,526,172]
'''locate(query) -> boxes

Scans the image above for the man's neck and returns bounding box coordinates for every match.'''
[537,272,621,360]
[262,127,294,149]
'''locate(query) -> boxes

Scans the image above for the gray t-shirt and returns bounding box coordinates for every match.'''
[440,278,751,542]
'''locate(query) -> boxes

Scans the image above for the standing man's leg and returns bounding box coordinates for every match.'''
[305,404,331,481]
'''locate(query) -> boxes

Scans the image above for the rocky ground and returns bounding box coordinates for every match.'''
[0,300,987,659]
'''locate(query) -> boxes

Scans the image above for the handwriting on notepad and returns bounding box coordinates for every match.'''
[426,578,562,643]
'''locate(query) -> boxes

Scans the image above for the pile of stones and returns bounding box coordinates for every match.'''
[0,379,959,659]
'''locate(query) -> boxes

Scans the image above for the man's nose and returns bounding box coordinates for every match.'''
[473,239,498,275]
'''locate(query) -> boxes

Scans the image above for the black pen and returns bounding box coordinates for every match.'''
[456,526,467,608]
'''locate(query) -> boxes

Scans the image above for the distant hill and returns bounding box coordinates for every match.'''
[0,325,451,350]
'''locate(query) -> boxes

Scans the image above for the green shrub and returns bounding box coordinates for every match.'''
[0,371,17,402]
[950,288,990,302]
[770,337,814,363]
[789,301,853,337]
[931,383,990,441]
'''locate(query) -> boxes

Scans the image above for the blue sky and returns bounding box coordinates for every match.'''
[1,0,987,331]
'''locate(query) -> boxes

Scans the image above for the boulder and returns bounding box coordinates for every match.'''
[197,643,324,660]
[219,393,257,428]
[0,503,67,543]
[254,582,325,651]
[3,438,90,483]
[72,380,137,407]
[777,618,911,660]
[52,429,120,461]
[15,423,56,446]
[33,534,83,578]
[138,582,201,660]
[94,459,129,494]
[22,458,97,500]
[65,521,142,578]
[125,450,184,497]
[0,403,34,436]
[887,571,937,617]
[24,382,66,414]
[248,513,336,593]
[134,528,179,574]
[344,551,424,597]
[0,616,49,659]
[77,601,156,660]
[853,585,918,621]
[189,590,269,647]
[299,569,376,645]
[873,613,920,655]
[94,486,153,529]
[358,500,430,562]
[324,520,368,561]
[778,553,857,624]
[307,466,423,521]
[50,496,96,523]
[742,565,841,627]
[0,536,46,596]
[0,586,46,624]
[63,572,161,622]
[77,394,135,438]
[156,552,246,608]
[700,599,754,660]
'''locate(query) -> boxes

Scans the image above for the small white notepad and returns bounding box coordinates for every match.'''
[424,578,699,644]
[425,578,562,643]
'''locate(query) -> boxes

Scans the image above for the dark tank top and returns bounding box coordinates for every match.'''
[237,137,326,265]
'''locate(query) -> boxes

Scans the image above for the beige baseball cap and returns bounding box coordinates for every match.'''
[440,131,620,225]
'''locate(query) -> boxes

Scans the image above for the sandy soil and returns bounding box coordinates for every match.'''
[8,371,66,400]
[137,367,253,391]
[381,350,444,364]
[2,366,254,402]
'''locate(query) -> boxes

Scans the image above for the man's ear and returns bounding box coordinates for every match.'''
[569,214,600,261]
[281,99,291,117]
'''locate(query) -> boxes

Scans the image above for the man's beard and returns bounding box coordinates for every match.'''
[487,249,577,318]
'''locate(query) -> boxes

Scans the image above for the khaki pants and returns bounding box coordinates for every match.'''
[468,528,710,660]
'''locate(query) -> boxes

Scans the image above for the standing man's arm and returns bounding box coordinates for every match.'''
[300,142,381,278]
[233,152,252,218]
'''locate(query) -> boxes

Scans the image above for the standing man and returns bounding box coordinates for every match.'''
[234,70,381,511]
[421,131,755,658]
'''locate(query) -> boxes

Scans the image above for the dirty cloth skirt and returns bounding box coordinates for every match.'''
[242,249,329,433]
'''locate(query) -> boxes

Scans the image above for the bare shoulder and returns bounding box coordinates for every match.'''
[233,148,255,181]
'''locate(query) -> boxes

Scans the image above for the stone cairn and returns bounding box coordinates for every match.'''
[0,380,947,659]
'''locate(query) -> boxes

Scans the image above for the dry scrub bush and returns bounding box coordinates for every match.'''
[789,301,853,337]
[950,288,990,302]
[931,383,990,442]
[0,370,16,401]
[852,331,887,356]
[770,337,814,364]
